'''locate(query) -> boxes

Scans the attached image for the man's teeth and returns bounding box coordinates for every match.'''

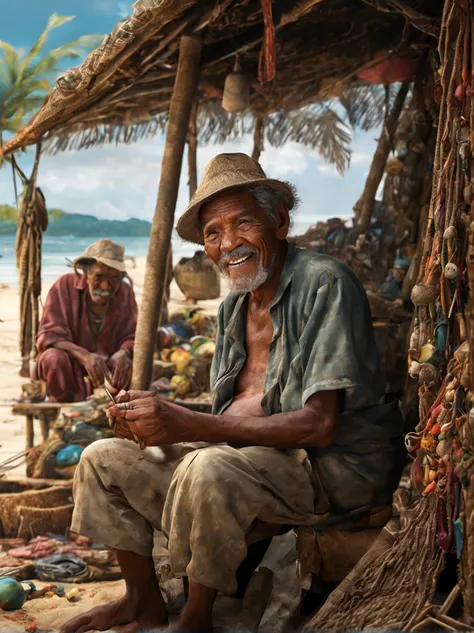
[228,255,251,267]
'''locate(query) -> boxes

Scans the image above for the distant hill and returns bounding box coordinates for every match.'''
[0,204,152,237]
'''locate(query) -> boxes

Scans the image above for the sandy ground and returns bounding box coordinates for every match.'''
[0,257,226,478]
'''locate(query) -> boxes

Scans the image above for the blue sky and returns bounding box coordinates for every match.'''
[0,0,380,234]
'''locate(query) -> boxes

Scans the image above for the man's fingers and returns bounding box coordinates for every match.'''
[128,390,155,401]
[115,390,130,404]
[109,402,141,421]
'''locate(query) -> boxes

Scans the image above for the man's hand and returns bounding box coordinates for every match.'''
[81,352,106,388]
[108,391,190,447]
[108,350,132,392]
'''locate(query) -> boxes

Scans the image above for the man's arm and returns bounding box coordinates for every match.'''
[194,391,338,448]
[109,390,338,449]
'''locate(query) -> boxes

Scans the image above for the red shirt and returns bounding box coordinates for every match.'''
[37,272,137,357]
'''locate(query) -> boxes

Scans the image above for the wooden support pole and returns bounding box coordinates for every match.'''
[355,80,410,232]
[188,98,199,199]
[252,117,264,163]
[131,35,202,391]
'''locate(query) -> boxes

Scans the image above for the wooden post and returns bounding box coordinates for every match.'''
[355,80,410,232]
[252,117,264,163]
[26,415,34,449]
[188,98,198,199]
[131,35,202,391]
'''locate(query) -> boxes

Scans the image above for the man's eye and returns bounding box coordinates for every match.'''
[237,219,251,227]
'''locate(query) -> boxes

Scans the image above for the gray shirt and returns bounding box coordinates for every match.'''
[211,243,404,514]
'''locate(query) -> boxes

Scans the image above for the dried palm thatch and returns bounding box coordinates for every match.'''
[304,495,444,631]
[13,143,47,377]
[0,0,443,161]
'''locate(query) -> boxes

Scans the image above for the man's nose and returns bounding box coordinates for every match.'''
[220,227,241,252]
[99,280,110,291]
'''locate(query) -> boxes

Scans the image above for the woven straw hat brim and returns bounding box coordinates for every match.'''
[177,177,295,245]
[73,256,127,273]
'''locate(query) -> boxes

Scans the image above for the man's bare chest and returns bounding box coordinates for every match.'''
[234,309,273,397]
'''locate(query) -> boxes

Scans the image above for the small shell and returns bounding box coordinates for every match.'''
[418,363,439,385]
[409,361,421,378]
[441,421,454,433]
[444,262,458,280]
[419,343,437,364]
[405,432,422,453]
[438,403,453,427]
[411,283,435,307]
[443,225,458,239]
[445,389,456,402]
[464,184,474,205]
[469,408,474,426]
[436,439,448,457]
[409,324,421,352]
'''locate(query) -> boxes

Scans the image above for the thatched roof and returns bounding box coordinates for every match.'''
[0,0,442,157]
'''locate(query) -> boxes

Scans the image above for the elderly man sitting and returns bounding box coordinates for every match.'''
[36,239,137,402]
[63,154,405,633]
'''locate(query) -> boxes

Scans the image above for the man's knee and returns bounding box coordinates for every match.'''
[38,347,71,371]
[74,438,121,483]
[176,446,240,487]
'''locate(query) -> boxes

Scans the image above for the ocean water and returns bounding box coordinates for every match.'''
[0,219,313,288]
[0,231,198,288]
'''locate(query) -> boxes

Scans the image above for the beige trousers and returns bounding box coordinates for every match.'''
[71,439,319,595]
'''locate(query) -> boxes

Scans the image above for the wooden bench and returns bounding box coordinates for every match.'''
[10,403,60,449]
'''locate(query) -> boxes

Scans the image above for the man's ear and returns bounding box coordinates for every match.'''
[275,200,290,240]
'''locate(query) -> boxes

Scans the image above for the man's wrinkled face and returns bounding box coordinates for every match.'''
[201,190,287,293]
[86,262,123,306]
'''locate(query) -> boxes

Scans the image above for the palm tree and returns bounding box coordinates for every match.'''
[0,14,102,378]
[0,13,102,140]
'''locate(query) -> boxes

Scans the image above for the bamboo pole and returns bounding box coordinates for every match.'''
[252,116,264,163]
[131,35,202,391]
[188,98,198,199]
[355,80,411,232]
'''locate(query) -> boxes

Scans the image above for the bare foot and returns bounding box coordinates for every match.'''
[60,593,168,633]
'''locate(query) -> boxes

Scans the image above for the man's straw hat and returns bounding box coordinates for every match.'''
[176,153,295,244]
[73,239,126,273]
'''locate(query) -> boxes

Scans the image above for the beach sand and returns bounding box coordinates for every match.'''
[0,257,226,478]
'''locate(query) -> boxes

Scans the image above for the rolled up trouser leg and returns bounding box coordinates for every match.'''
[162,445,318,595]
[71,438,187,555]
[36,348,84,402]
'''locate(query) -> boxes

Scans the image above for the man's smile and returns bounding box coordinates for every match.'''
[227,254,254,268]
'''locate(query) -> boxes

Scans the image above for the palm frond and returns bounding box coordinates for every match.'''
[339,84,392,131]
[0,14,102,137]
[20,14,75,76]
[266,105,352,173]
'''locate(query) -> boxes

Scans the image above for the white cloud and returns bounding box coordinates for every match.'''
[317,163,341,177]
[351,152,372,165]
[0,127,381,236]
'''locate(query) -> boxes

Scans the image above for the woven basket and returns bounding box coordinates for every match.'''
[16,504,74,540]
[174,252,220,302]
[0,485,72,538]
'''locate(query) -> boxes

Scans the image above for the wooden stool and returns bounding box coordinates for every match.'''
[11,403,58,449]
